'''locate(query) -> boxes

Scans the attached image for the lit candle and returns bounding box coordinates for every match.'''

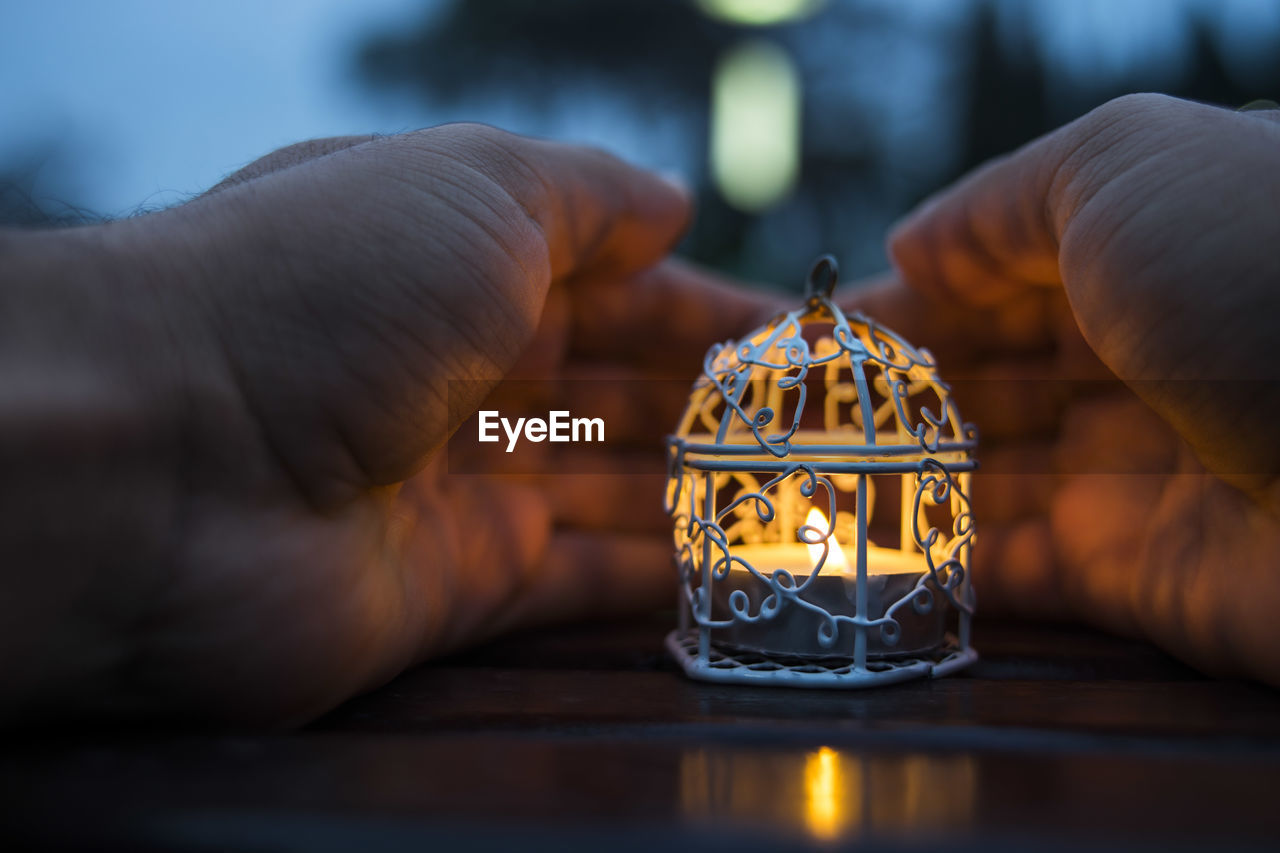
[711,509,947,658]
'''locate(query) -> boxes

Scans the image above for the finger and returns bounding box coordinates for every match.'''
[205,135,379,195]
[399,473,552,658]
[500,281,572,382]
[419,124,694,281]
[887,145,1063,308]
[978,443,1058,524]
[1053,392,1180,477]
[839,275,1059,366]
[886,93,1280,386]
[569,258,785,369]
[885,93,1198,309]
[949,360,1090,442]
[1050,472,1169,638]
[494,531,673,635]
[449,431,664,480]
[971,517,1060,619]
[542,469,670,533]
[551,365,690,446]
[322,123,693,458]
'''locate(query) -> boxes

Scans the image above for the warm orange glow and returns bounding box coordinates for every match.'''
[679,747,977,840]
[804,508,850,575]
[804,746,846,840]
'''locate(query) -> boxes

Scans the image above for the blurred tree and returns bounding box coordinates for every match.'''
[353,0,918,284]
[359,0,736,106]
[963,3,1047,171]
[1180,21,1257,107]
[241,2,1280,280]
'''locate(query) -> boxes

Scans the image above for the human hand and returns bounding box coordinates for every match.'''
[853,93,1280,684]
[0,125,775,725]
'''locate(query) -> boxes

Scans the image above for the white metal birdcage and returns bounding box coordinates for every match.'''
[665,256,978,687]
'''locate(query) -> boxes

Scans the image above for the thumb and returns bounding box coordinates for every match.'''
[145,124,691,506]
[886,93,1218,312]
[888,94,1280,502]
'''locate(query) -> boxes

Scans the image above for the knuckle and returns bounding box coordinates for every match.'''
[1087,92,1176,125]
[423,123,544,192]
[1045,94,1185,238]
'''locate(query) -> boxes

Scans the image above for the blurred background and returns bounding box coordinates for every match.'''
[3,0,1278,285]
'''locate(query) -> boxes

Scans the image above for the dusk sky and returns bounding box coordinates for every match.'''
[2,0,1276,218]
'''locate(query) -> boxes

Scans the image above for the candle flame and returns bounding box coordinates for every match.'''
[805,508,850,575]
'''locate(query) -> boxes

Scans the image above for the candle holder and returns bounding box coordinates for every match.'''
[665,256,978,687]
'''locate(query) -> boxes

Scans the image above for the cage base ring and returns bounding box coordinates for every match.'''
[665,629,977,688]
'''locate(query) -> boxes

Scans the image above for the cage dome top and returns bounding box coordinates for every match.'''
[672,255,977,465]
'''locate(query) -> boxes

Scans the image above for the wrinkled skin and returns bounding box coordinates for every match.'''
[1,94,1277,727]
[861,93,1280,684]
[0,125,776,726]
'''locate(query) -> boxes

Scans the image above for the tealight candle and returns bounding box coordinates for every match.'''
[711,510,949,659]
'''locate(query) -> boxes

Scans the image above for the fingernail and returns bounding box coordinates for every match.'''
[1238,98,1280,112]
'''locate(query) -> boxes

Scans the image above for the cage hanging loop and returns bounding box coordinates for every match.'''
[805,254,839,301]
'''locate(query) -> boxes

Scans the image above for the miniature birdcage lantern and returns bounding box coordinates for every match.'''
[665,256,978,687]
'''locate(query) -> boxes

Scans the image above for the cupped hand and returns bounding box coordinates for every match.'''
[0,125,775,725]
[852,94,1280,684]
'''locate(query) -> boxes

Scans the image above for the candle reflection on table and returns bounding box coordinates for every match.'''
[679,745,976,841]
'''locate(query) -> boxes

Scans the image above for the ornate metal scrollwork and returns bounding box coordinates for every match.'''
[666,257,979,688]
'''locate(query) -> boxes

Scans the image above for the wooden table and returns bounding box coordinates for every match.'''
[4,617,1280,850]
